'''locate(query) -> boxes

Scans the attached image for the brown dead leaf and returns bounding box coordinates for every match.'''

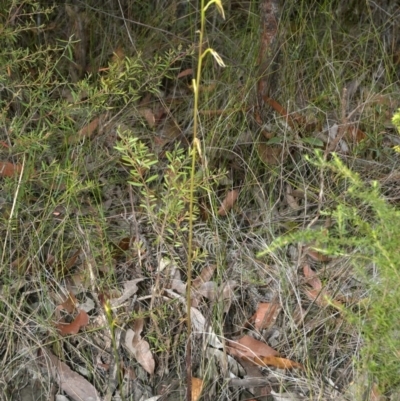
[195,281,218,300]
[138,107,156,128]
[192,264,216,288]
[263,96,307,130]
[68,115,104,144]
[11,255,29,274]
[60,248,81,276]
[303,265,343,309]
[227,335,279,360]
[306,248,331,262]
[257,142,283,166]
[192,377,204,401]
[111,46,125,64]
[218,189,239,216]
[57,292,78,314]
[370,383,384,401]
[125,326,155,375]
[346,125,366,144]
[134,338,155,375]
[0,161,22,177]
[44,350,102,401]
[303,265,322,291]
[112,237,131,259]
[79,117,100,138]
[109,278,143,307]
[250,302,281,330]
[255,356,304,370]
[56,309,89,335]
[177,68,193,79]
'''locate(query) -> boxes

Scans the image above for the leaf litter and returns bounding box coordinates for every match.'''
[4,2,397,400]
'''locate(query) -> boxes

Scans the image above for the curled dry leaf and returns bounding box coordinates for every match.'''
[57,309,89,335]
[227,335,279,361]
[218,189,239,216]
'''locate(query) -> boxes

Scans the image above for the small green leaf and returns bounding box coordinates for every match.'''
[128,181,143,187]
[302,137,324,147]
[266,137,283,145]
[146,174,159,183]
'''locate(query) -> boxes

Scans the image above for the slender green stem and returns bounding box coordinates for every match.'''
[186,1,206,399]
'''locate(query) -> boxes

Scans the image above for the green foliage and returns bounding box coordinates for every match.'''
[393,109,400,154]
[261,151,400,393]
[115,129,202,249]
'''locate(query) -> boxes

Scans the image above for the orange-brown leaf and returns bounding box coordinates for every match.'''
[0,161,22,177]
[303,264,322,291]
[306,248,331,262]
[57,309,89,335]
[218,189,239,216]
[177,68,193,79]
[255,356,304,370]
[250,302,281,330]
[58,292,78,314]
[346,125,366,143]
[263,96,306,129]
[79,117,100,138]
[303,265,343,309]
[191,377,203,401]
[227,335,279,360]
